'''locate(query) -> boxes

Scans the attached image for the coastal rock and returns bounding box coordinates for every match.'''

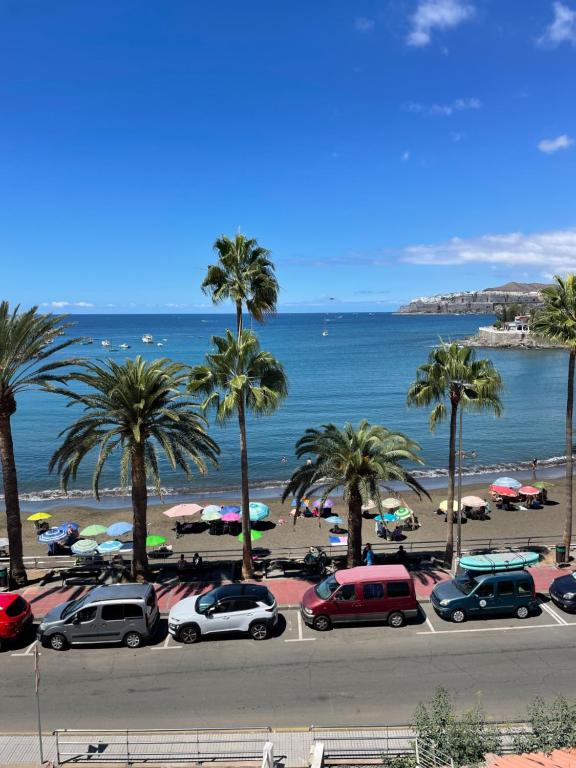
[398,282,548,315]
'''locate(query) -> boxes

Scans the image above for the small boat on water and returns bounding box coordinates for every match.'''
[157,342,164,347]
[101,339,111,347]
[119,343,130,349]
[142,334,153,344]
[81,337,93,345]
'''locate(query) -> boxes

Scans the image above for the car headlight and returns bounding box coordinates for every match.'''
[439,599,450,607]
[563,592,576,600]
[302,606,314,616]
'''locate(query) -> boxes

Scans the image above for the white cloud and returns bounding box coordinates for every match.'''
[538,134,574,153]
[401,150,411,161]
[407,0,475,47]
[402,228,576,274]
[354,17,375,32]
[406,97,481,117]
[538,2,576,48]
[41,301,95,308]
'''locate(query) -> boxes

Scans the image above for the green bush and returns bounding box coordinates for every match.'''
[513,696,576,753]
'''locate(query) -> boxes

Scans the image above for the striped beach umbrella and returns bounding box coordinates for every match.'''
[395,507,413,521]
[38,527,67,543]
[71,539,98,555]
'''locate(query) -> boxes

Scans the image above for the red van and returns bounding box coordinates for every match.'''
[0,593,34,651]
[300,565,418,631]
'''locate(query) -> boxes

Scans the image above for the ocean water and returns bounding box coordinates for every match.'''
[3,312,570,505]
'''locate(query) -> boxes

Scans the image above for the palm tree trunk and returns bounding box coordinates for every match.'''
[238,396,253,579]
[445,400,458,568]
[0,410,27,586]
[564,350,575,556]
[347,485,363,568]
[131,444,149,581]
[236,301,243,339]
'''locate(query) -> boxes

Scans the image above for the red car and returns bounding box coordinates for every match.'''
[0,593,34,651]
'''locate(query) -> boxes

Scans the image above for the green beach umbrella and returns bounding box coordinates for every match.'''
[395,507,413,521]
[202,509,222,521]
[146,535,167,547]
[533,481,553,489]
[237,530,263,543]
[80,524,107,537]
[71,539,98,555]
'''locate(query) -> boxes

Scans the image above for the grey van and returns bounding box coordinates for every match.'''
[38,584,159,650]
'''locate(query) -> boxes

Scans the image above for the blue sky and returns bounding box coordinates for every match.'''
[2,0,576,313]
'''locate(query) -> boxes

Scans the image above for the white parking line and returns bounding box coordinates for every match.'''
[417,622,570,635]
[424,617,436,633]
[285,610,316,642]
[149,634,182,650]
[11,641,40,657]
[541,601,569,625]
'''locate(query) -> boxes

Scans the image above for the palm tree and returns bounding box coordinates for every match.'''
[50,357,219,580]
[282,421,428,568]
[533,275,576,556]
[189,330,287,578]
[201,233,278,337]
[407,342,503,566]
[0,303,78,586]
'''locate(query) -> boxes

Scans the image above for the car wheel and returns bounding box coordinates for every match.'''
[313,615,332,632]
[49,633,67,651]
[516,605,529,619]
[124,631,142,649]
[249,621,269,641]
[178,624,201,644]
[451,609,466,624]
[388,611,405,628]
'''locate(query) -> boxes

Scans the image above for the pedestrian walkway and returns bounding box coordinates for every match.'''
[16,564,567,618]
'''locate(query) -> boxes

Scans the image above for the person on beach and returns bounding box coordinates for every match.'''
[177,554,188,570]
[362,543,375,566]
[532,457,538,479]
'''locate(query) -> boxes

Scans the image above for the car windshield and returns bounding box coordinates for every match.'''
[196,591,217,614]
[315,575,340,600]
[61,595,90,619]
[454,577,479,595]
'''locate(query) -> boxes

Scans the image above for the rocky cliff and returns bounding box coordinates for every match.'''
[398,282,549,315]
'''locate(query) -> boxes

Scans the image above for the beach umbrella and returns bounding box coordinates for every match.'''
[324,515,343,525]
[494,476,522,489]
[202,509,222,522]
[362,499,377,511]
[489,485,518,497]
[97,539,123,554]
[146,535,167,547]
[38,527,67,543]
[120,542,133,553]
[221,505,241,514]
[162,503,204,518]
[290,497,310,507]
[314,498,334,510]
[439,499,461,512]
[249,502,269,522]
[106,521,133,537]
[80,524,107,537]
[381,498,401,510]
[519,485,540,496]
[60,521,79,530]
[221,511,241,522]
[238,530,263,542]
[375,513,397,523]
[461,495,486,508]
[0,538,9,548]
[27,512,52,522]
[395,507,413,521]
[202,504,222,515]
[533,481,553,489]
[71,539,98,555]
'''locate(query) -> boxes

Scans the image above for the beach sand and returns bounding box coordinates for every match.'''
[7,478,566,562]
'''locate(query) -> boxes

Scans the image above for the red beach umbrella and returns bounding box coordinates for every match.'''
[489,485,518,497]
[519,485,540,496]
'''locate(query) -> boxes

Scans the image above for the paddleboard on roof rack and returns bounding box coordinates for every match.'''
[459,551,539,572]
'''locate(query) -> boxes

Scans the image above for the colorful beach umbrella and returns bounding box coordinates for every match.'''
[290,497,310,507]
[106,522,133,537]
[60,521,79,530]
[375,513,397,523]
[461,495,486,507]
[146,535,167,547]
[202,509,222,522]
[80,524,107,537]
[162,503,204,518]
[314,498,334,510]
[439,499,461,512]
[249,502,269,521]
[221,511,241,522]
[381,498,401,510]
[489,485,518,497]
[202,504,221,515]
[27,512,52,522]
[519,485,540,496]
[395,507,413,521]
[38,527,67,543]
[533,481,553,489]
[494,476,522,489]
[362,499,377,511]
[221,505,241,514]
[71,539,98,555]
[238,530,263,542]
[324,515,343,525]
[97,539,123,553]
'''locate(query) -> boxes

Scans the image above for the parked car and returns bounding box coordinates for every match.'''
[38,583,159,650]
[300,564,418,631]
[0,593,34,651]
[549,571,576,612]
[431,569,537,623]
[168,584,278,643]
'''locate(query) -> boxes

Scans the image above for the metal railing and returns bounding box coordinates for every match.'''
[53,726,272,765]
[415,740,454,768]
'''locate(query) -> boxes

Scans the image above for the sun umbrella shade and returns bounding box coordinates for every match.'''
[238,530,263,542]
[519,485,540,496]
[395,507,413,521]
[489,485,518,497]
[381,498,401,510]
[361,500,377,511]
[97,539,123,553]
[27,512,52,522]
[324,515,343,525]
[146,535,167,547]
[162,503,204,518]
[60,521,79,530]
[221,505,241,514]
[221,512,241,522]
[439,500,461,512]
[202,509,222,522]
[461,495,486,508]
[71,539,98,555]
[494,477,522,489]
[314,498,334,509]
[106,522,133,537]
[375,513,397,523]
[203,504,222,515]
[249,502,269,522]
[38,527,67,543]
[291,498,310,507]
[80,524,107,537]
[533,481,553,489]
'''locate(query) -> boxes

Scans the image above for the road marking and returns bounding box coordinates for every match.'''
[285,610,315,642]
[540,602,568,625]
[11,641,40,657]
[417,622,571,635]
[424,617,436,633]
[149,634,182,650]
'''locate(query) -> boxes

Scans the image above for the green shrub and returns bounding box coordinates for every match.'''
[513,696,576,753]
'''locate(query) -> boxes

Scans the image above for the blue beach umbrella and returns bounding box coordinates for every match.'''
[375,513,397,523]
[202,504,222,516]
[249,502,269,522]
[494,476,522,489]
[59,521,79,531]
[38,527,68,543]
[221,505,241,515]
[71,539,98,555]
[106,521,133,537]
[97,539,123,554]
[324,515,343,525]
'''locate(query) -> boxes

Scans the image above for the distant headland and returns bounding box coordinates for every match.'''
[398,282,549,315]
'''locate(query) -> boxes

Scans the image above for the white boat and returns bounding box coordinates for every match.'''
[322,330,328,337]
[142,334,153,343]
[101,339,111,347]
[81,337,93,345]
[157,342,163,347]
[119,343,130,349]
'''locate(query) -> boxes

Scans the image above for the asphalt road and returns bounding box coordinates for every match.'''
[2,605,576,731]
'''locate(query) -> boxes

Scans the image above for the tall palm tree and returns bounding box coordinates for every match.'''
[189,330,287,578]
[282,421,428,568]
[407,342,503,566]
[50,357,219,580]
[201,233,278,337]
[533,275,576,556]
[0,303,78,586]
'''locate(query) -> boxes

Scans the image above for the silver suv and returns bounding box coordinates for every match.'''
[168,584,278,643]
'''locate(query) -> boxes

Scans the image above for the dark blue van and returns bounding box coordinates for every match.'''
[431,570,537,623]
